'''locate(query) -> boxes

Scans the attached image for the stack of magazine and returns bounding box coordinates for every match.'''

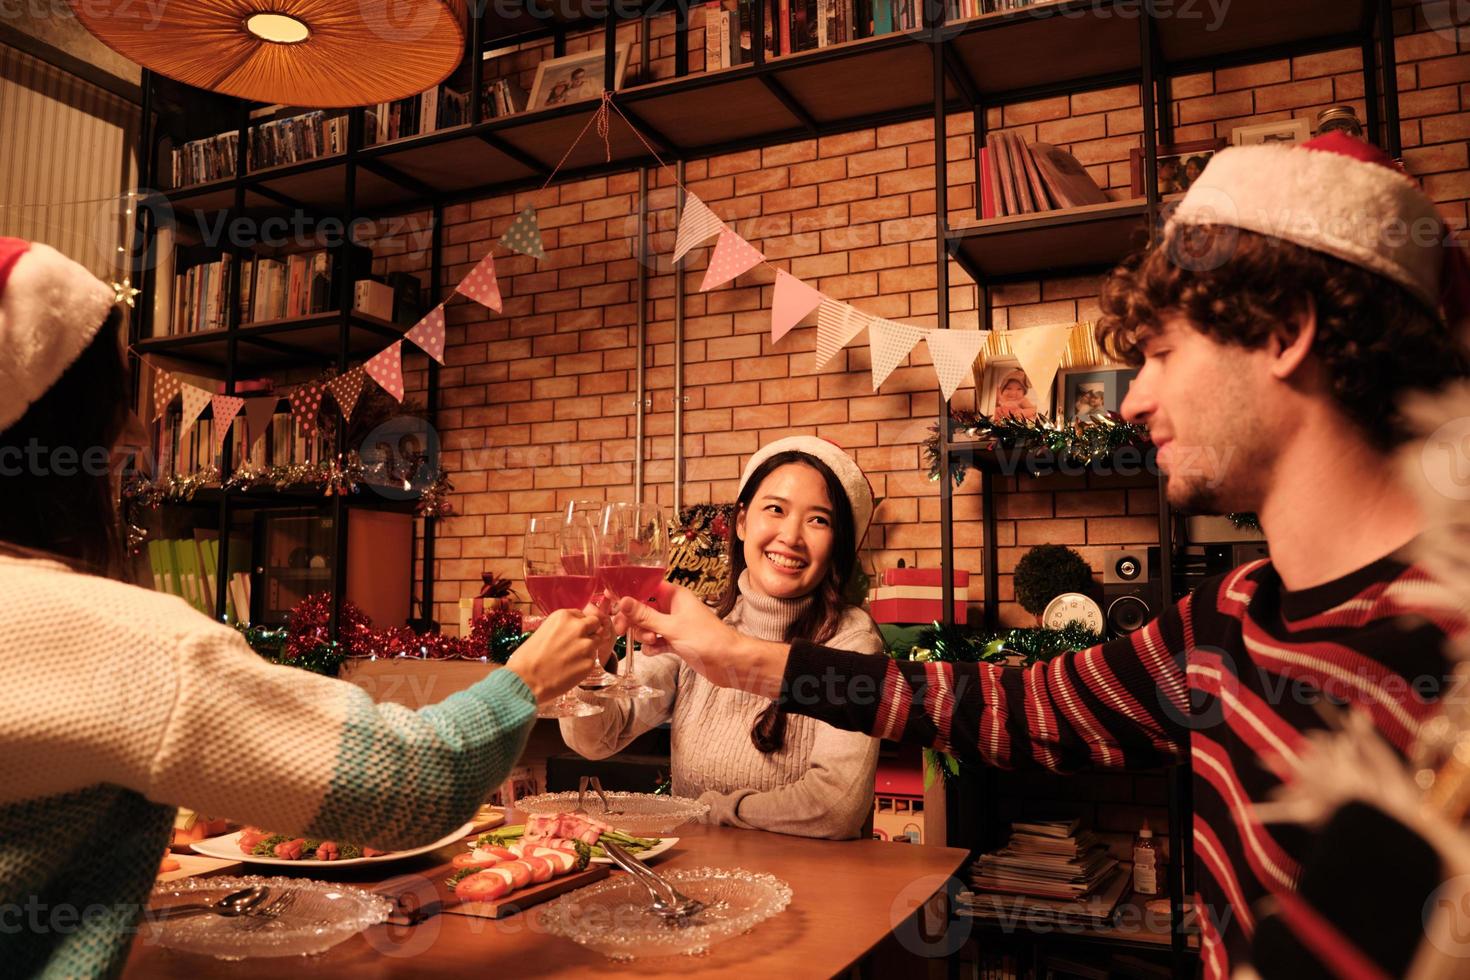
[980,134,1110,218]
[959,819,1130,928]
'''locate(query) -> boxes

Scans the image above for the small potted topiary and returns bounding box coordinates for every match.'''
[1014,544,1094,624]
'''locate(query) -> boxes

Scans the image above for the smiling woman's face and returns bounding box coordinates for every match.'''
[737,462,836,600]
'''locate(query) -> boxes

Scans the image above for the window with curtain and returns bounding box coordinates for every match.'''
[0,43,140,280]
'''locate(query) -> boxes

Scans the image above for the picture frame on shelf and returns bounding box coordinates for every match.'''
[1231,118,1312,146]
[1055,366,1138,425]
[1130,138,1227,198]
[978,356,1053,423]
[527,45,631,111]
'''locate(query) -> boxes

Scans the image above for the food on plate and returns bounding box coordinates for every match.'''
[444,840,589,903]
[476,814,663,862]
[171,808,232,846]
[234,826,388,861]
[158,852,180,875]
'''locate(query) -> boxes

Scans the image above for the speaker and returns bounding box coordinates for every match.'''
[1102,546,1162,639]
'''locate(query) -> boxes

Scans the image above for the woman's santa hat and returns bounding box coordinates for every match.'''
[0,237,117,433]
[1165,132,1470,325]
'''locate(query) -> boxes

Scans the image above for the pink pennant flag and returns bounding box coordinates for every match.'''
[326,367,367,421]
[455,252,502,312]
[210,395,245,455]
[242,395,279,453]
[152,370,182,420]
[869,319,928,391]
[288,382,325,435]
[814,299,871,370]
[404,303,446,364]
[178,384,211,437]
[771,270,823,344]
[700,228,765,291]
[673,192,725,265]
[925,329,991,402]
[365,341,406,402]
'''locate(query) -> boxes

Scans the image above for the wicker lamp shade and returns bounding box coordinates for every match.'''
[69,0,468,108]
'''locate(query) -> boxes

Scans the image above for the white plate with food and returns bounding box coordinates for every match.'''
[192,820,478,868]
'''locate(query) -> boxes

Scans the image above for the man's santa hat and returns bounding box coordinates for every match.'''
[1165,132,1470,326]
[0,237,117,433]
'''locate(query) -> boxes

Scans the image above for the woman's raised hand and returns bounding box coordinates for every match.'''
[615,584,788,698]
[505,607,613,703]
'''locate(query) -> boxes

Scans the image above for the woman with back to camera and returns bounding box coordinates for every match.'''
[561,437,885,839]
[0,238,604,979]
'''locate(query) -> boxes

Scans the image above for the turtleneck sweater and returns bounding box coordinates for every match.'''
[560,572,884,839]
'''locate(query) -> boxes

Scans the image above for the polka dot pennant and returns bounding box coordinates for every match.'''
[699,228,765,292]
[326,366,367,421]
[178,384,211,438]
[210,394,245,456]
[365,341,406,402]
[288,381,325,435]
[454,251,502,313]
[152,370,182,420]
[498,206,546,261]
[404,303,447,364]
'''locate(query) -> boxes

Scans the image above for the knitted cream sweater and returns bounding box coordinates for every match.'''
[0,553,537,979]
[561,573,884,839]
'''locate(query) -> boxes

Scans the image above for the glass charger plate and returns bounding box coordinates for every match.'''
[539,867,792,960]
[513,792,710,835]
[143,876,392,960]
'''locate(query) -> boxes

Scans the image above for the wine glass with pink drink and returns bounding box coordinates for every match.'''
[591,500,668,701]
[522,516,604,718]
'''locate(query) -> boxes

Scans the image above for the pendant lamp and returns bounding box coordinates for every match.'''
[68,0,468,108]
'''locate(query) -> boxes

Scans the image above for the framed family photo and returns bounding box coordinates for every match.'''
[528,45,632,110]
[978,358,1053,422]
[1130,138,1227,198]
[1056,367,1138,424]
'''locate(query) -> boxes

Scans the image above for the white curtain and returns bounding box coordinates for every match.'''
[0,43,140,280]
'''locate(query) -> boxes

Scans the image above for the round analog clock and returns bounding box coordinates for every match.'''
[1042,592,1105,634]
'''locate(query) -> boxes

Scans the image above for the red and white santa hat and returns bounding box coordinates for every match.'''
[1165,132,1470,325]
[0,237,117,433]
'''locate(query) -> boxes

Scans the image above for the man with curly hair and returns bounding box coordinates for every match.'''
[616,133,1470,979]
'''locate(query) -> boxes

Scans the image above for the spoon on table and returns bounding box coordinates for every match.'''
[147,885,270,921]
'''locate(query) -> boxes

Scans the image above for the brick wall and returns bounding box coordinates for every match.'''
[370,0,1470,631]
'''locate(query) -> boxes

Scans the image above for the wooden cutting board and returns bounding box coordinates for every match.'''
[428,861,611,920]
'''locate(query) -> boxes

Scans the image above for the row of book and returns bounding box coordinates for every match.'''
[980,135,1109,218]
[247,111,353,172]
[143,532,252,623]
[164,247,361,336]
[172,253,234,334]
[156,406,332,477]
[368,85,473,144]
[959,818,1129,928]
[171,131,239,188]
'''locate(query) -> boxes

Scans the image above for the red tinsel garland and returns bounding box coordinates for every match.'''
[286,592,523,661]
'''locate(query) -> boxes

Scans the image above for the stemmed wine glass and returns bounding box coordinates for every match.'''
[566,500,619,690]
[522,516,604,719]
[590,501,669,701]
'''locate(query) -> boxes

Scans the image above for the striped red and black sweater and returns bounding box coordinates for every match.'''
[778,552,1466,979]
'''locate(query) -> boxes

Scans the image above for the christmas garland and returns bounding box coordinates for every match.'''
[1227,512,1261,532]
[238,592,528,675]
[923,411,1152,487]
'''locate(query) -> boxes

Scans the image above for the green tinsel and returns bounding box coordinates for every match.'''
[237,623,347,676]
[923,411,1152,487]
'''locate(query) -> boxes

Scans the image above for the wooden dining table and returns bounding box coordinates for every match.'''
[123,820,969,978]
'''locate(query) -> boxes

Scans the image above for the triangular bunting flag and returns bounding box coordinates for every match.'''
[178,384,211,438]
[498,206,546,261]
[700,228,765,291]
[365,341,406,402]
[242,395,279,453]
[815,299,872,370]
[455,252,502,312]
[869,319,928,391]
[673,192,725,265]
[326,367,367,421]
[772,270,823,344]
[151,370,182,420]
[288,381,325,435]
[211,395,244,455]
[404,303,446,364]
[926,329,991,402]
[1009,323,1074,407]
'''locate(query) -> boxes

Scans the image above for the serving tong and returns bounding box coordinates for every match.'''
[600,839,705,922]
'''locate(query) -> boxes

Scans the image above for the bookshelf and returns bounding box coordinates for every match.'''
[126,0,1398,971]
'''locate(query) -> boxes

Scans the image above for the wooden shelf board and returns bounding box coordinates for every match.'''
[948,199,1151,280]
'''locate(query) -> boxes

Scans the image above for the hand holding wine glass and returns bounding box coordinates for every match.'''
[522,516,607,718]
[591,501,669,701]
